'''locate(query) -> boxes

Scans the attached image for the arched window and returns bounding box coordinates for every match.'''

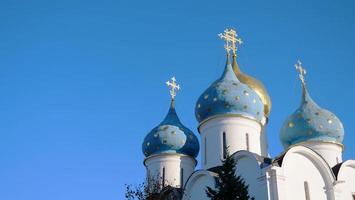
[180,168,184,188]
[246,133,250,151]
[223,132,227,159]
[204,137,207,164]
[304,181,310,200]
[147,169,151,185]
[162,167,165,187]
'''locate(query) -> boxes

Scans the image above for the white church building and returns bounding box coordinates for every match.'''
[141,28,355,200]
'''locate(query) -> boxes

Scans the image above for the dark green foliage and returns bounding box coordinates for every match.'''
[125,177,162,200]
[206,150,254,200]
[125,177,181,200]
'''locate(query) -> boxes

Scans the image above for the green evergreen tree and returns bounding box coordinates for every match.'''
[206,150,254,200]
[125,176,162,200]
[125,176,181,200]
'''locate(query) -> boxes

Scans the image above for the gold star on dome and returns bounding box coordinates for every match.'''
[166,76,180,100]
[218,28,243,56]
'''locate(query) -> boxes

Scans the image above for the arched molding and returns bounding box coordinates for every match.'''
[182,170,218,200]
[232,150,265,168]
[231,150,269,199]
[334,160,355,199]
[281,146,336,199]
[183,170,218,191]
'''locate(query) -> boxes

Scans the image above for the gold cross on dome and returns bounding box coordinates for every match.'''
[295,59,307,85]
[218,28,243,56]
[166,76,180,99]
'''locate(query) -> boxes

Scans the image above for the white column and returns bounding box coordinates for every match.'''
[144,154,196,188]
[199,116,265,169]
[265,167,287,200]
[333,181,346,200]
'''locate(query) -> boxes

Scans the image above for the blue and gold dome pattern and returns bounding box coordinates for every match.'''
[142,101,199,158]
[280,61,344,148]
[195,55,264,124]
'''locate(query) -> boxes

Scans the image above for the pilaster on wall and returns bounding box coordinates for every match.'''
[265,166,287,200]
[333,181,346,200]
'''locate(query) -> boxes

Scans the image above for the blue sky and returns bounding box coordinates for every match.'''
[1,0,355,199]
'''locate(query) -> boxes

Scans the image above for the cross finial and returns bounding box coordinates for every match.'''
[218,28,243,56]
[295,59,307,85]
[166,76,180,100]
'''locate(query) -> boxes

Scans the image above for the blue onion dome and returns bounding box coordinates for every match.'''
[142,90,199,158]
[195,54,264,125]
[280,61,344,149]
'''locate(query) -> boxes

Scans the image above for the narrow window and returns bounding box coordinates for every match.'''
[304,181,310,200]
[246,133,250,151]
[180,168,184,188]
[162,167,165,187]
[147,169,151,184]
[336,157,339,164]
[204,137,207,165]
[223,132,227,159]
[352,194,355,200]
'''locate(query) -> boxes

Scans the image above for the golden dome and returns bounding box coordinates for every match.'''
[232,55,272,118]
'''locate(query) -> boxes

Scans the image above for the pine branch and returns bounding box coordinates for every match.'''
[205,148,254,200]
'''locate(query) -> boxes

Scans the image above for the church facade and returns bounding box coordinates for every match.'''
[141,28,355,200]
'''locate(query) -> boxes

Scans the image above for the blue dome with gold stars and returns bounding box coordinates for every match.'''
[280,62,344,148]
[195,55,264,124]
[142,100,199,158]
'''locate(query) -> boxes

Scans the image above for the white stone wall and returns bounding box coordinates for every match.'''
[264,166,288,200]
[144,153,196,188]
[199,116,265,169]
[182,151,269,200]
[182,170,218,200]
[336,160,355,200]
[273,146,336,200]
[260,127,269,157]
[300,142,343,168]
[182,146,355,200]
[232,151,268,200]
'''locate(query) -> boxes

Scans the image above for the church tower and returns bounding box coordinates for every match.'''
[142,77,200,188]
[195,29,271,169]
[280,60,345,167]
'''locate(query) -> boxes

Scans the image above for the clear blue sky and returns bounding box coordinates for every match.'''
[1,0,355,199]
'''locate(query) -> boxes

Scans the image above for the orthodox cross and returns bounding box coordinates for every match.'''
[295,59,307,85]
[166,76,180,100]
[218,28,243,56]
